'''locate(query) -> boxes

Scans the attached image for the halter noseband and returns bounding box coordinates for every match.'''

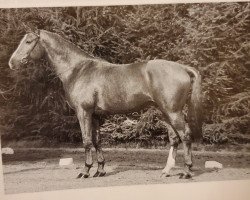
[21,31,40,65]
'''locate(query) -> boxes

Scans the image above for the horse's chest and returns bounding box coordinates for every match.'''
[65,80,96,108]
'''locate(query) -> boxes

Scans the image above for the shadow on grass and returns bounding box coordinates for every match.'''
[106,164,162,176]
[191,167,219,177]
[171,167,219,180]
[105,163,219,179]
[2,149,63,164]
[4,167,45,175]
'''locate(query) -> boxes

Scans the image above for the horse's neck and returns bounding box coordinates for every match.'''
[40,31,90,81]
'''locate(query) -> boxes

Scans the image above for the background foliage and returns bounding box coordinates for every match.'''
[0,2,249,147]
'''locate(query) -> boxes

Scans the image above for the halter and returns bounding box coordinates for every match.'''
[21,30,40,65]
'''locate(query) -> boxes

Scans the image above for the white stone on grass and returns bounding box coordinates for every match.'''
[1,147,14,155]
[205,161,223,169]
[59,158,73,166]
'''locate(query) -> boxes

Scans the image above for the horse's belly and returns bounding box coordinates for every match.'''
[95,91,154,114]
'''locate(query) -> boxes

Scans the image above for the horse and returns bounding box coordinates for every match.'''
[9,29,202,179]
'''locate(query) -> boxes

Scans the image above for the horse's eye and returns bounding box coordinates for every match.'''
[26,40,32,44]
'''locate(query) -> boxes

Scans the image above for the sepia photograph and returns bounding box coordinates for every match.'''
[0,0,250,198]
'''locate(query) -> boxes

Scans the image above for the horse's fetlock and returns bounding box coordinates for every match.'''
[98,160,105,166]
[85,162,93,169]
[185,162,193,169]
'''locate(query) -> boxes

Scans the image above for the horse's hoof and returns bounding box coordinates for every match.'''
[179,173,192,179]
[93,171,106,177]
[179,173,184,179]
[82,173,90,178]
[161,173,170,178]
[93,171,100,177]
[99,171,106,177]
[76,172,90,179]
[76,173,83,179]
[183,174,192,179]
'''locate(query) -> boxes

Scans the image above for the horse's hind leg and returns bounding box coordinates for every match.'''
[92,117,106,177]
[161,124,180,177]
[180,123,193,179]
[168,112,193,179]
[76,108,93,179]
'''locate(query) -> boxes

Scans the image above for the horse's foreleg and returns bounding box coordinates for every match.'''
[76,108,93,179]
[92,118,106,177]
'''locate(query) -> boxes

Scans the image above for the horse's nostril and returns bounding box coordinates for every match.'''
[21,57,28,64]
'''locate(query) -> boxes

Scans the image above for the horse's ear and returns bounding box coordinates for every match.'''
[22,23,32,33]
[22,23,39,35]
[29,24,38,33]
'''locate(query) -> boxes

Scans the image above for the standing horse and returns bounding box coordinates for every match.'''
[9,30,202,179]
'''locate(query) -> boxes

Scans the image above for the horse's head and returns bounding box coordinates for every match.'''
[9,30,44,70]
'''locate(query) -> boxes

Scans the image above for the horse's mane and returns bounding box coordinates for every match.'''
[41,30,95,59]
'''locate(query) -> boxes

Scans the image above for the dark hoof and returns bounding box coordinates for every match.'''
[179,173,192,179]
[99,171,106,177]
[179,173,184,179]
[184,174,192,179]
[76,172,90,179]
[76,173,83,179]
[161,173,170,178]
[83,173,90,178]
[93,171,106,177]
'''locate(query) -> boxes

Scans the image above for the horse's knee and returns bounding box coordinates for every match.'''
[83,139,93,150]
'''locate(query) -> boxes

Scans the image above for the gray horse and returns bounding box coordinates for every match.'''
[9,30,202,179]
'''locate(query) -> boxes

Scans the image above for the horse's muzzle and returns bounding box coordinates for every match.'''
[8,60,18,70]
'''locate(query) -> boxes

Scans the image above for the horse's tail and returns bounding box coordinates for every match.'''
[182,65,202,141]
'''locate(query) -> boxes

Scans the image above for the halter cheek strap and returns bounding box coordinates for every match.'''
[21,31,41,65]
